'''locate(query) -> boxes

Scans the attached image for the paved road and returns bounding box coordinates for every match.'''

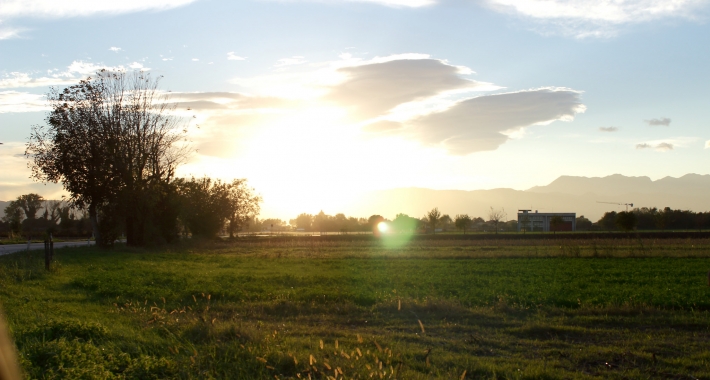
[0,240,94,256]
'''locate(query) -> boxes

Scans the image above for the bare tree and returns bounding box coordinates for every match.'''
[487,207,507,234]
[427,207,441,234]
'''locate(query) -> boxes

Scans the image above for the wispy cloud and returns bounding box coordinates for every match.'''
[0,60,150,89]
[645,117,671,126]
[0,91,48,113]
[109,46,122,52]
[0,26,23,40]
[481,0,709,37]
[227,52,246,61]
[274,56,308,67]
[0,0,198,18]
[636,142,673,151]
[636,137,696,151]
[599,126,619,132]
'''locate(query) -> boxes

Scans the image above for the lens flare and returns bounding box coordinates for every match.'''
[377,221,389,233]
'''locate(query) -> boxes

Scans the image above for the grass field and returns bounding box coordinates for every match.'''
[1,236,710,379]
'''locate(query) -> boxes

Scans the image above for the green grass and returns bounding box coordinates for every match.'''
[1,237,710,379]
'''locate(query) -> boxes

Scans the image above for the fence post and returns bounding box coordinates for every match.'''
[49,233,54,264]
[44,238,50,271]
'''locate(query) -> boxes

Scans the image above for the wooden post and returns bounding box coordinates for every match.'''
[44,238,50,271]
[49,233,54,264]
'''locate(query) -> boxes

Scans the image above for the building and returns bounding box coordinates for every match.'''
[517,210,576,232]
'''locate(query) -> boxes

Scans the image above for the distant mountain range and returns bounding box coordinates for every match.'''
[345,174,710,222]
[3,174,709,222]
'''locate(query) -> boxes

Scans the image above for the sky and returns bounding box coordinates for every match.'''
[1,0,710,219]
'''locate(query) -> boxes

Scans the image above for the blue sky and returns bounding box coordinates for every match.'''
[1,0,709,218]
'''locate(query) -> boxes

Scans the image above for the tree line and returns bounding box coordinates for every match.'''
[21,70,261,247]
[2,180,260,242]
[243,207,518,234]
[591,207,710,232]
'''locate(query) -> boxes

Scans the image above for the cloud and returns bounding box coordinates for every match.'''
[0,60,149,89]
[403,87,586,154]
[482,0,709,37]
[705,140,710,149]
[274,56,307,67]
[645,117,671,126]
[109,46,122,52]
[325,58,490,119]
[656,142,674,151]
[227,52,246,61]
[0,0,198,19]
[0,91,48,113]
[169,91,295,111]
[635,137,696,151]
[599,126,619,132]
[0,26,23,40]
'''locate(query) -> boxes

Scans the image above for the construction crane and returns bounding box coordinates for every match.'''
[597,201,634,212]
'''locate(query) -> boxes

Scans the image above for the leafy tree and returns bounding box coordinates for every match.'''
[426,208,441,234]
[550,215,564,234]
[615,211,637,232]
[295,213,314,231]
[487,207,507,234]
[27,70,190,247]
[575,215,592,231]
[454,214,472,234]
[225,179,262,238]
[175,177,230,238]
[367,215,383,231]
[392,213,419,233]
[16,194,44,221]
[2,201,24,236]
[598,211,617,231]
[438,214,453,231]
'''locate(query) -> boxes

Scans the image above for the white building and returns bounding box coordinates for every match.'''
[517,210,576,232]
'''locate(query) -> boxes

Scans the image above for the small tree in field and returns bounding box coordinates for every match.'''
[487,207,507,234]
[616,211,637,232]
[427,207,441,234]
[454,214,472,234]
[225,179,262,238]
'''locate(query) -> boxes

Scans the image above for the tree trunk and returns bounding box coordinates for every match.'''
[89,202,101,247]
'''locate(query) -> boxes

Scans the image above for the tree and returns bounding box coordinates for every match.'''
[295,213,314,231]
[575,215,592,231]
[175,177,231,238]
[426,207,441,234]
[26,70,190,247]
[2,201,24,236]
[615,211,637,232]
[549,215,563,234]
[454,214,472,234]
[16,194,44,221]
[392,213,419,233]
[225,179,262,238]
[487,207,507,234]
[598,211,617,231]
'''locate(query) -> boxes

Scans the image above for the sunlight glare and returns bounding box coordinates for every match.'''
[377,221,389,233]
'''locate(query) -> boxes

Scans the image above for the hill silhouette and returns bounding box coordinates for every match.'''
[345,174,710,222]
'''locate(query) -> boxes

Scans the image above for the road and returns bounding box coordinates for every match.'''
[0,240,94,256]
